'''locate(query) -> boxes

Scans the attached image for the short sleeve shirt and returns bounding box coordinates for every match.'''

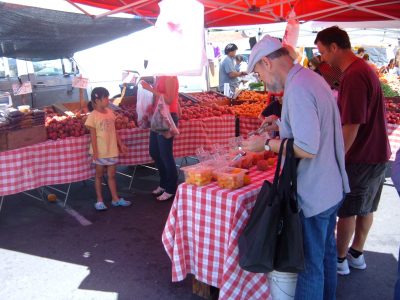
[155,76,179,114]
[219,55,238,92]
[280,64,350,217]
[338,58,390,164]
[85,108,119,158]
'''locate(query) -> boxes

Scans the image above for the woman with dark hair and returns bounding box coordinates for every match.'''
[379,58,398,75]
[219,43,247,95]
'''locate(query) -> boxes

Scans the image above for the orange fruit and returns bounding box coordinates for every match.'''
[47,194,57,202]
[244,174,251,185]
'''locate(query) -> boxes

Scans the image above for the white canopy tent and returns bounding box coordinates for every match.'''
[209,20,400,47]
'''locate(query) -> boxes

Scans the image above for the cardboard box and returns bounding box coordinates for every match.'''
[0,125,47,152]
[52,102,83,116]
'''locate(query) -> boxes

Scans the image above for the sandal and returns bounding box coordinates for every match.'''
[95,202,108,211]
[112,198,132,207]
[152,186,165,196]
[157,192,174,201]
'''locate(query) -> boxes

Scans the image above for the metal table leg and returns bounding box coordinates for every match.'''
[0,196,4,212]
[44,183,72,207]
[128,165,138,190]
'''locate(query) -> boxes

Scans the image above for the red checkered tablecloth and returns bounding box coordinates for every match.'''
[174,115,236,156]
[388,123,400,160]
[0,116,236,197]
[162,167,275,300]
[0,135,94,196]
[238,116,261,137]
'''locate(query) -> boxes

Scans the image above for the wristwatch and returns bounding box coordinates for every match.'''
[264,139,271,151]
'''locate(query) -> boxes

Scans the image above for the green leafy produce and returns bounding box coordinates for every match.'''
[381,82,400,97]
[249,82,264,91]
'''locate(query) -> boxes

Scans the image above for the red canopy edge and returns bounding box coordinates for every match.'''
[67,0,400,27]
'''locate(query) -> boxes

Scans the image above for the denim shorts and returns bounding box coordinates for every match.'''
[338,163,387,217]
[92,157,118,166]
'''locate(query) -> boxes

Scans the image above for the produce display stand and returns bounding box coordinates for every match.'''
[0,115,236,210]
[124,115,236,189]
[237,116,262,137]
[388,123,400,160]
[162,167,275,300]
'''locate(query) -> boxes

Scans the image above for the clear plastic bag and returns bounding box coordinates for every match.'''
[146,0,207,76]
[151,95,180,137]
[283,11,300,49]
[136,82,154,129]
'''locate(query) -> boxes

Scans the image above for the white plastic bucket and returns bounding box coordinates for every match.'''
[267,271,298,300]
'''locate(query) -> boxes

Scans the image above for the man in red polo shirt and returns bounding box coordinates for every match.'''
[315,26,390,276]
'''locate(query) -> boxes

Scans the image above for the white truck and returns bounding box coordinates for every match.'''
[0,56,84,108]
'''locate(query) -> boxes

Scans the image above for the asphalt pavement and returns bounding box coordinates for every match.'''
[0,163,399,300]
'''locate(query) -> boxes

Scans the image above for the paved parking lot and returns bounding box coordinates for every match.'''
[0,164,399,300]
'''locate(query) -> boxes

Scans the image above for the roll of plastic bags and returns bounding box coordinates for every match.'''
[283,11,300,49]
[146,0,207,76]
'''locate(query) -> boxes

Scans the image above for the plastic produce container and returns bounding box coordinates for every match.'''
[181,164,213,186]
[215,167,248,189]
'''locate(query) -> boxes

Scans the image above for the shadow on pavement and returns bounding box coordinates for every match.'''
[0,165,200,300]
[0,161,398,299]
[337,250,398,300]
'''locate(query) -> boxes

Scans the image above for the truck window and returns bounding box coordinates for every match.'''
[62,58,74,74]
[0,57,18,78]
[33,59,63,76]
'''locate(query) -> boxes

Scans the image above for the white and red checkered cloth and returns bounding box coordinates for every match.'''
[388,123,400,160]
[0,116,236,197]
[0,135,94,196]
[162,167,275,300]
[174,115,236,155]
[238,116,262,137]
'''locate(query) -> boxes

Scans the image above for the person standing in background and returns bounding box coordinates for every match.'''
[315,26,391,276]
[140,76,180,202]
[356,47,365,58]
[219,43,246,95]
[235,54,248,72]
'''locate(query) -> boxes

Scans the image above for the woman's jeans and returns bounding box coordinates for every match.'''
[294,201,341,300]
[149,113,178,194]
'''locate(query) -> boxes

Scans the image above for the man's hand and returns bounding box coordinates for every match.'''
[261,114,279,132]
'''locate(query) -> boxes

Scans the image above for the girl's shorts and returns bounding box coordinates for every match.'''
[92,157,118,166]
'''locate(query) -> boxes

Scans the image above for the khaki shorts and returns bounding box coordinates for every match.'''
[338,163,387,218]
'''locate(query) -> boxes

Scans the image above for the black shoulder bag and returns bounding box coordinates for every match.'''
[238,138,305,273]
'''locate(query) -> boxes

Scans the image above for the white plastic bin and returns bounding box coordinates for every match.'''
[267,271,298,300]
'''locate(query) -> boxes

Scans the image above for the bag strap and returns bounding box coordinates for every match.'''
[283,139,300,212]
[272,138,287,187]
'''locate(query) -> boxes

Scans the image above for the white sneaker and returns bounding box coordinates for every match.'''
[347,253,367,270]
[337,258,350,275]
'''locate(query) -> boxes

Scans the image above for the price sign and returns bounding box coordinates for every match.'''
[72,77,89,89]
[12,82,32,95]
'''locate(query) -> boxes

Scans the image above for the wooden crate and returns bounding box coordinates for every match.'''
[0,125,47,152]
[192,278,219,300]
[52,102,83,116]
